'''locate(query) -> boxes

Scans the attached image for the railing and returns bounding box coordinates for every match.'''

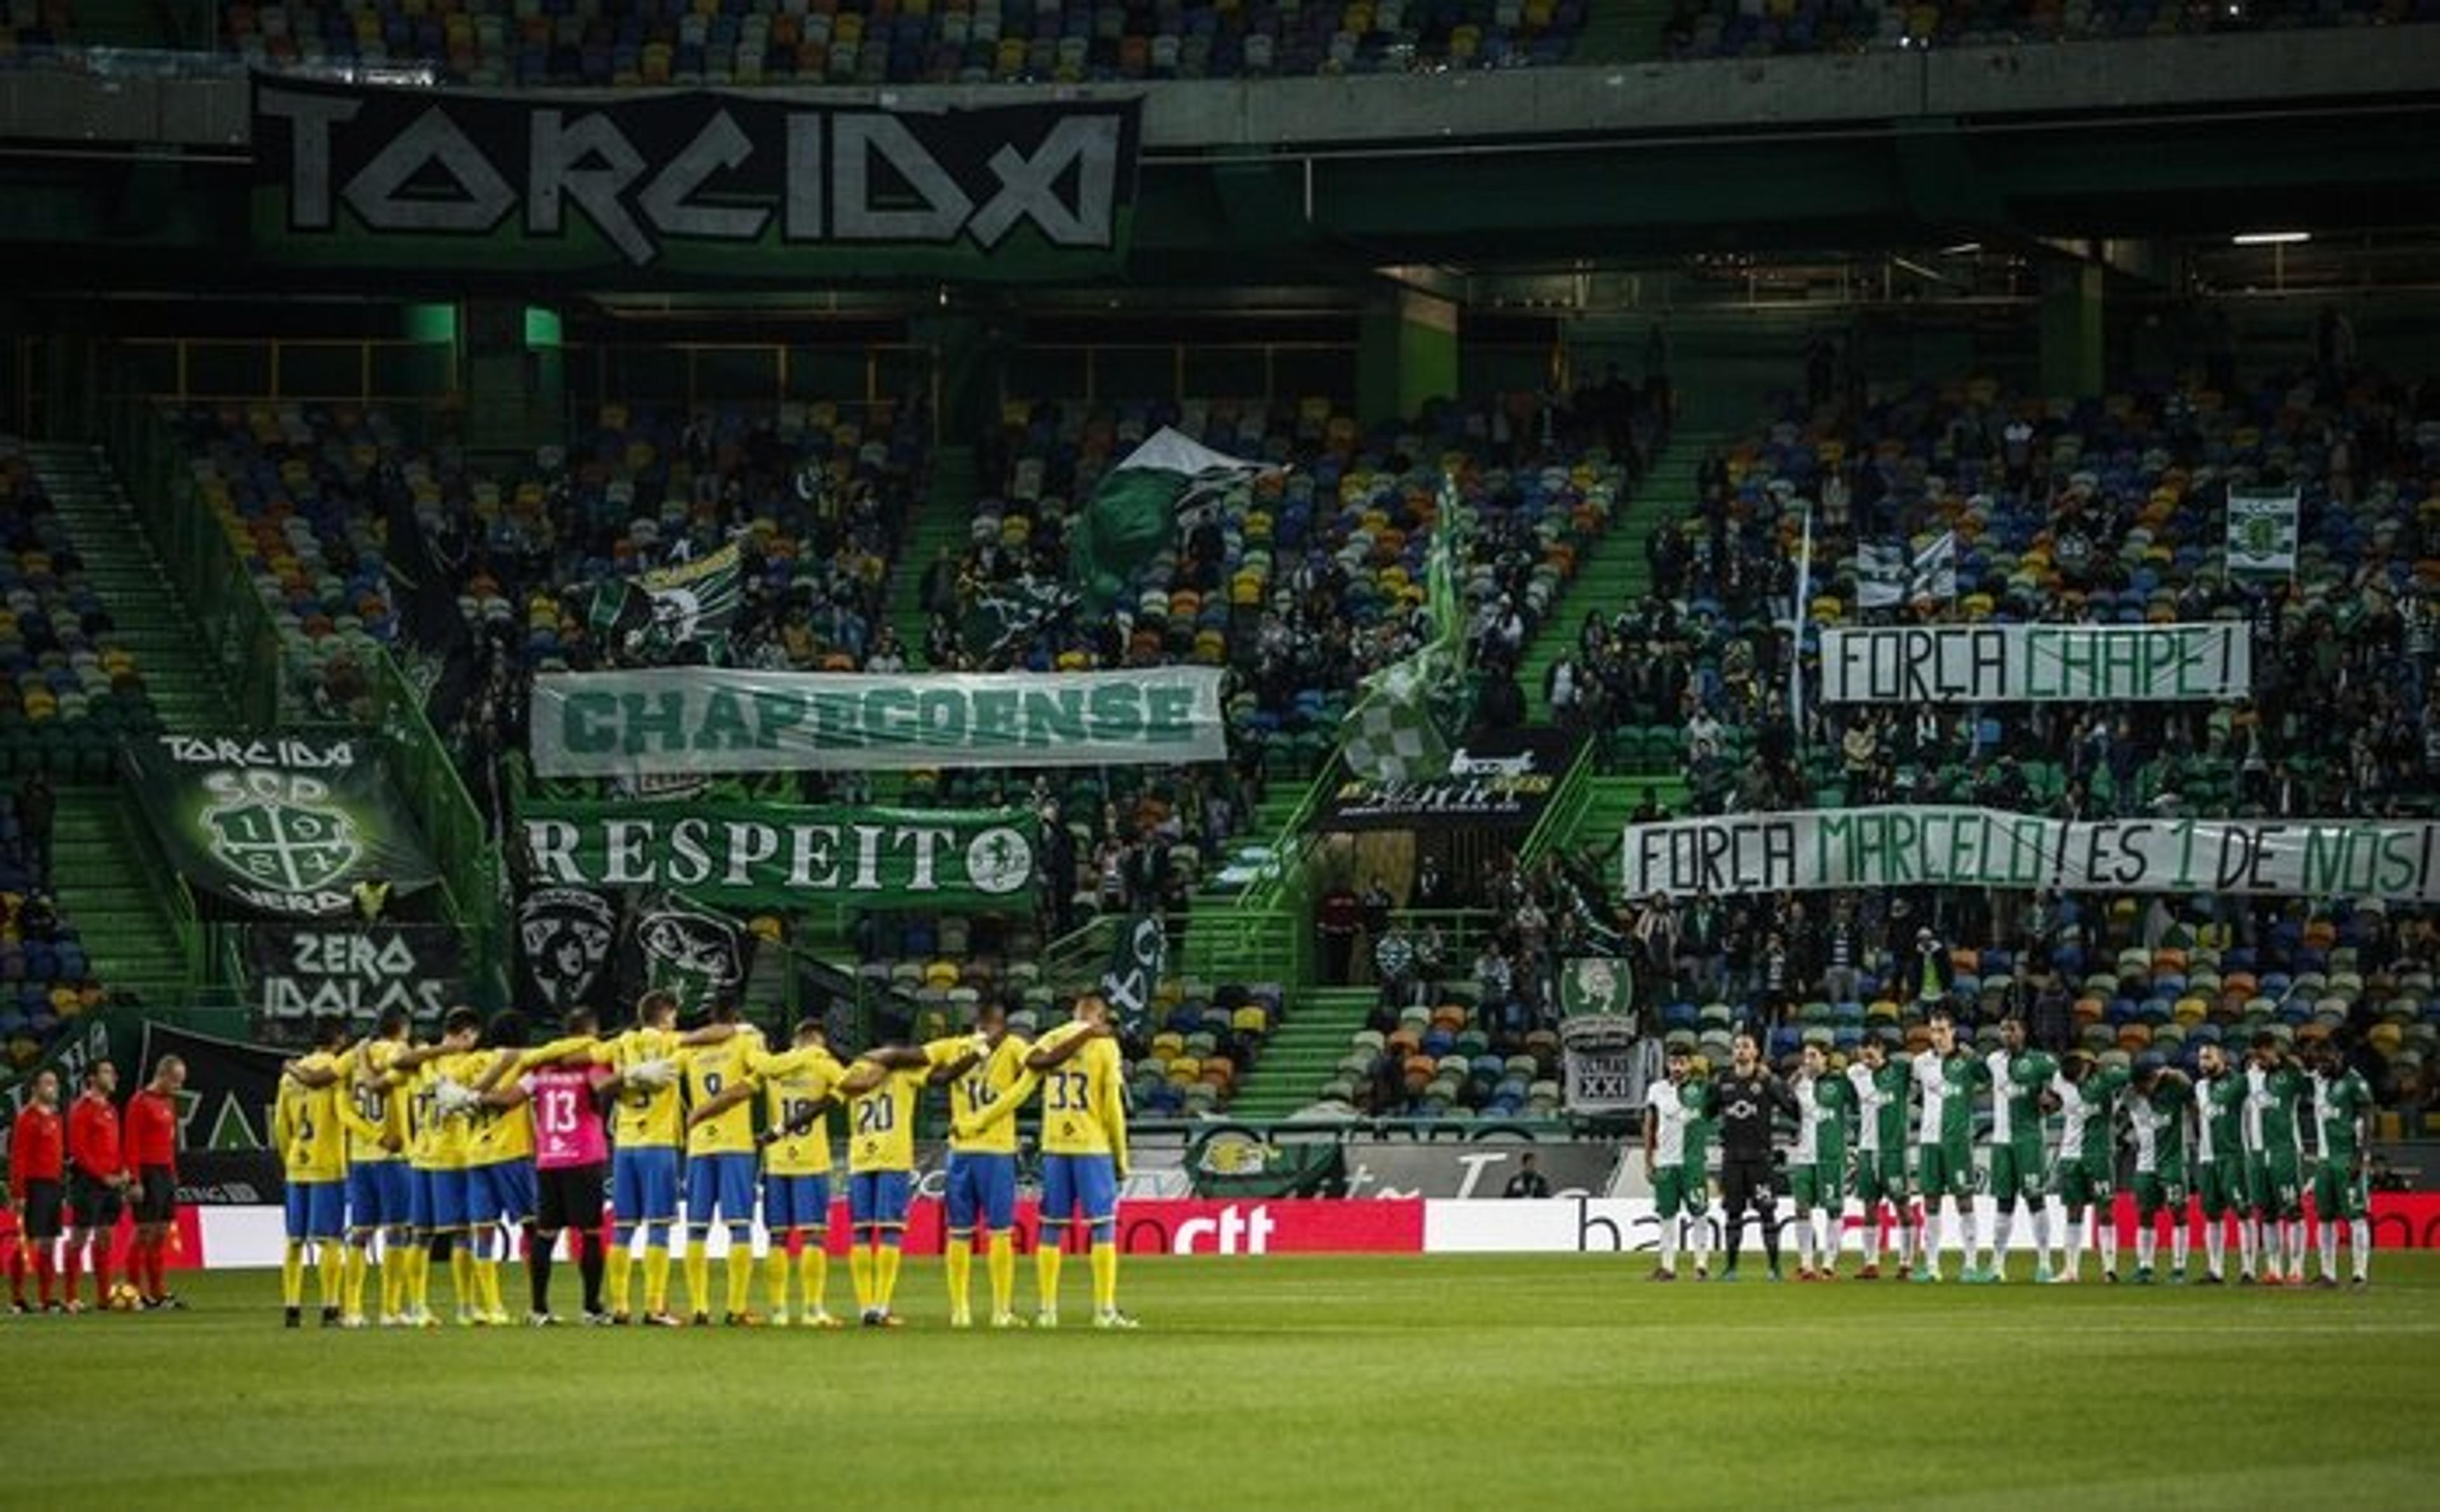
[99,780,210,998]
[567,340,937,421]
[1001,342,1356,409]
[113,337,459,420]
[1517,736,1597,866]
[102,388,285,727]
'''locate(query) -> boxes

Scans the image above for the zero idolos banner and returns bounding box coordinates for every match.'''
[1623,806,2440,902]
[252,76,1141,281]
[522,799,1041,911]
[126,736,440,918]
[1819,623,2250,704]
[528,665,1226,778]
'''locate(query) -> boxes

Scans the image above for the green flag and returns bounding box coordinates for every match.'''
[1339,476,1470,782]
[1070,428,1271,608]
[589,541,744,665]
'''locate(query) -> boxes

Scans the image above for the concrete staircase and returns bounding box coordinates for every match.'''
[51,787,193,1005]
[27,443,235,732]
[1516,433,1722,723]
[890,442,979,670]
[25,443,234,1006]
[1228,986,1376,1119]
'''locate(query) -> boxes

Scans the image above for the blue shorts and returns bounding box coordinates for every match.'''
[686,1152,757,1230]
[762,1172,831,1234]
[1040,1153,1118,1233]
[848,1170,911,1234]
[285,1179,346,1243]
[613,1146,680,1229]
[945,1151,1018,1234]
[346,1161,412,1233]
[412,1166,470,1234]
[468,1158,538,1228]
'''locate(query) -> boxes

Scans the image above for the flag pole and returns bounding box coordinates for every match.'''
[1790,501,1813,750]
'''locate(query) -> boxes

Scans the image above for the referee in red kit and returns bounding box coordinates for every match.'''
[8,1069,65,1311]
[65,1060,126,1312]
[124,1057,186,1309]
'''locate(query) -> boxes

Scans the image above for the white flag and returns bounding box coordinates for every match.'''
[1855,531,1956,609]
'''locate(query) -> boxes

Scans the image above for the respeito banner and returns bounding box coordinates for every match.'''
[528,665,1226,777]
[126,736,440,918]
[1819,623,2251,704]
[521,800,1041,910]
[1623,806,2440,901]
[251,76,1142,280]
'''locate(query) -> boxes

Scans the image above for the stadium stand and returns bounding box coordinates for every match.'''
[0,438,159,781]
[203,0,1590,87]
[1662,0,2440,58]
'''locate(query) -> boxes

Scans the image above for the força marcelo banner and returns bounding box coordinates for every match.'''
[1623,806,2440,902]
[1818,623,2250,704]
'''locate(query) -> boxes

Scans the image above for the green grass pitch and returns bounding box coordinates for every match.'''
[4,1255,2434,1509]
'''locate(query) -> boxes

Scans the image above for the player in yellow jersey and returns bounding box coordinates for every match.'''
[670,1001,766,1326]
[332,1007,412,1328]
[937,1000,1031,1328]
[1022,994,1134,1329]
[361,1009,481,1326]
[834,1042,954,1327]
[457,1013,545,1327]
[273,1015,352,1328]
[685,1018,850,1327]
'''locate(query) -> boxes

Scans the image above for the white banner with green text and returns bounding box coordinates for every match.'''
[529,665,1226,777]
[1818,623,2251,704]
[1623,806,2440,901]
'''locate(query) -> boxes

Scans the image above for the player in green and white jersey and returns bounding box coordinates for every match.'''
[1844,1034,1911,1279]
[1643,1044,1714,1282]
[1908,1011,1982,1283]
[1787,1041,1852,1281]
[2047,1051,2129,1283]
[2240,1030,2308,1286]
[2305,1039,2374,1290]
[2122,1053,2193,1285]
[1974,1016,2057,1285]
[2190,1041,2253,1283]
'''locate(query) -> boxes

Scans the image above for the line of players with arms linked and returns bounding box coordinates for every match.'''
[1643,1009,2378,1288]
[272,987,1139,1330]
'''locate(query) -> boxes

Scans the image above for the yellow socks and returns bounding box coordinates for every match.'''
[407,1245,431,1313]
[644,1243,673,1315]
[725,1243,754,1315]
[317,1243,344,1309]
[797,1246,827,1316]
[849,1245,874,1312]
[684,1239,712,1316]
[281,1241,306,1307]
[606,1243,632,1316]
[343,1246,369,1317]
[876,1245,902,1310]
[1037,1241,1063,1309]
[379,1247,403,1318]
[449,1246,475,1311]
[945,1238,973,1316]
[478,1258,505,1318]
[1091,1241,1118,1314]
[765,1249,792,1314]
[988,1234,1016,1316]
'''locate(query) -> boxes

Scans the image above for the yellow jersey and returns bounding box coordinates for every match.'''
[275,1051,348,1183]
[334,1039,407,1164]
[846,1065,928,1175]
[596,1027,684,1149]
[466,1049,536,1166]
[415,1051,489,1172]
[1039,1034,1126,1161]
[681,1028,766,1158]
[752,1044,847,1177]
[946,1036,1033,1156]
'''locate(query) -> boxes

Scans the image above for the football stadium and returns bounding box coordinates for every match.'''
[1,4,2438,1505]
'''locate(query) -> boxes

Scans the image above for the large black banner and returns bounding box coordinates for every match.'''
[126,734,441,919]
[138,1023,287,1205]
[1313,729,1583,832]
[252,76,1142,280]
[247,924,466,1025]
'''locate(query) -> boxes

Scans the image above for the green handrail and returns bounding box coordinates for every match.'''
[1517,736,1597,867]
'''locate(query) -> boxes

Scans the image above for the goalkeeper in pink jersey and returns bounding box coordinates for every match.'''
[481,1008,616,1325]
